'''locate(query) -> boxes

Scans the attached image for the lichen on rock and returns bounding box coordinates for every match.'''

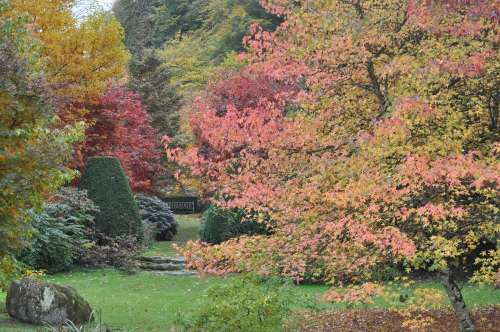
[6,277,92,326]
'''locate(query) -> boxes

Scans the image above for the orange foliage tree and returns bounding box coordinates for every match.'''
[167,1,499,330]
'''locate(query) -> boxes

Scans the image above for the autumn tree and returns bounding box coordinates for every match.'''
[168,1,499,330]
[80,87,161,192]
[0,2,81,288]
[7,0,129,122]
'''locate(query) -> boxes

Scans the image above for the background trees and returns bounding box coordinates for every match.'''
[113,0,281,147]
[129,51,181,138]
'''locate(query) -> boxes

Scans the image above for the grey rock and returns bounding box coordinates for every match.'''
[6,277,92,326]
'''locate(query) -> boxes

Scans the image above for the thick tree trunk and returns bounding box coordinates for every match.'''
[441,271,475,332]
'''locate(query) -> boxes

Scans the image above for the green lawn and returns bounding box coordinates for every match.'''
[0,269,327,332]
[144,214,202,257]
[1,269,498,331]
[1,213,499,331]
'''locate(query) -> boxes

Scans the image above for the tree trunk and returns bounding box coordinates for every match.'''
[441,271,475,332]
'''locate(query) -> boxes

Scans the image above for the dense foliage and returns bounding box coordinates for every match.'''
[1,0,136,284]
[159,0,281,96]
[6,0,129,122]
[77,87,161,192]
[0,1,81,287]
[79,157,143,238]
[136,194,177,241]
[18,188,98,273]
[168,0,499,329]
[114,0,281,146]
[129,51,181,138]
[75,234,142,271]
[112,0,159,54]
[200,206,268,245]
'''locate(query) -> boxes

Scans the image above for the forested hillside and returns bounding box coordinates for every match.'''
[113,0,281,142]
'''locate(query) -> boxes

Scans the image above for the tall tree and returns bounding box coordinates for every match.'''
[168,1,499,330]
[8,0,130,122]
[129,50,181,137]
[0,2,81,288]
[112,0,159,55]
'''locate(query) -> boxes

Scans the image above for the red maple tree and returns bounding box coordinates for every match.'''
[78,87,161,192]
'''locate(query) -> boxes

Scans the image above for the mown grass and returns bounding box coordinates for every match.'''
[1,213,499,331]
[0,269,325,332]
[1,270,498,331]
[144,214,202,257]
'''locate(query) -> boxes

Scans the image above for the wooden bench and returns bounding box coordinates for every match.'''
[161,196,198,214]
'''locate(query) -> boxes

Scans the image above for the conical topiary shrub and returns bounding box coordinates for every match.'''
[79,156,142,238]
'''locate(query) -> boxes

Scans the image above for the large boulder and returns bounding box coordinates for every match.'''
[6,278,92,325]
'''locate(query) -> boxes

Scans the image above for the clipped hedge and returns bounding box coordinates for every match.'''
[200,205,268,244]
[79,157,142,238]
[136,194,177,241]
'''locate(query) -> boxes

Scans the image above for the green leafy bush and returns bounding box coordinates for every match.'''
[19,187,98,273]
[200,205,268,244]
[79,156,142,238]
[176,275,293,332]
[136,194,178,241]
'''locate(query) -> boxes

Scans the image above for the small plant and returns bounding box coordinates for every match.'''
[136,194,177,241]
[176,274,293,332]
[44,310,109,332]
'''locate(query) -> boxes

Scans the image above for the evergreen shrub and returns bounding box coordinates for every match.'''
[200,205,268,244]
[79,157,142,238]
[18,187,98,273]
[136,194,177,241]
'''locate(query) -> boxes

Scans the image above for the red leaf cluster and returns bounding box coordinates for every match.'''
[78,87,160,192]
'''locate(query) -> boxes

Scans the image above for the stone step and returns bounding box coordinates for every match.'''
[152,270,198,276]
[138,256,185,264]
[137,262,185,271]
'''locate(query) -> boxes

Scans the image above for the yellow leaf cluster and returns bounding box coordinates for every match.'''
[7,0,130,104]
